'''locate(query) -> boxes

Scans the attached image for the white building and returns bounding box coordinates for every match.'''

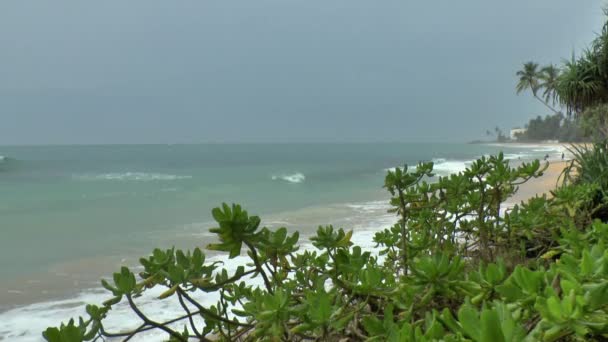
[510,128,527,140]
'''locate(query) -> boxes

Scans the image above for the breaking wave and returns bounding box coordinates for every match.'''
[74,172,192,182]
[431,158,470,175]
[271,172,305,183]
[384,159,469,176]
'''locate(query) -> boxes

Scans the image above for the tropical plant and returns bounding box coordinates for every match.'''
[516,62,541,97]
[562,140,608,191]
[516,62,561,114]
[540,65,561,106]
[554,10,608,115]
[556,54,605,114]
[485,127,508,142]
[579,104,608,139]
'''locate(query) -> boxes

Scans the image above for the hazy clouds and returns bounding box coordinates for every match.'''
[0,1,604,144]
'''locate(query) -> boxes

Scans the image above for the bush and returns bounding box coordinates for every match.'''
[562,140,608,222]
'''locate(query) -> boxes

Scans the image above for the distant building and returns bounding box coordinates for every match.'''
[510,128,527,140]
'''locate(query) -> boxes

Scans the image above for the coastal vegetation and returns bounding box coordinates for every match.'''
[512,114,585,142]
[513,9,608,142]
[515,62,561,116]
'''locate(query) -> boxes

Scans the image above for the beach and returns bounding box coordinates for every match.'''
[508,160,569,205]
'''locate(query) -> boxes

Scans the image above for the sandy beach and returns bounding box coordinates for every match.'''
[508,160,569,205]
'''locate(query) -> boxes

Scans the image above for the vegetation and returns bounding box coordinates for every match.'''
[516,62,561,115]
[486,127,509,143]
[562,141,608,192]
[515,9,608,140]
[514,114,585,142]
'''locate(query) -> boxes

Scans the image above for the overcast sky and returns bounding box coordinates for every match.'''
[0,1,604,144]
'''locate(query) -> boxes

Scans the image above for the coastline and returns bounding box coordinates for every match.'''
[508,160,568,205]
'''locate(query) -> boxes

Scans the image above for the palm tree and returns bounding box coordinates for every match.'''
[516,62,540,96]
[516,62,560,114]
[540,64,560,106]
[494,126,507,142]
[556,54,604,114]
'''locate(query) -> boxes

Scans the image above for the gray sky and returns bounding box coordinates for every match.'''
[0,1,604,144]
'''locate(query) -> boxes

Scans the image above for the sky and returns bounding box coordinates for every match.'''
[0,1,605,145]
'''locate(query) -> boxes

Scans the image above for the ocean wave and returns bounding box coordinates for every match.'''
[345,200,390,213]
[431,158,470,175]
[271,172,305,183]
[504,152,531,160]
[385,159,469,176]
[74,172,192,182]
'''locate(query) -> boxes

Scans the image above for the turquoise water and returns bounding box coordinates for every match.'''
[0,143,564,340]
[0,143,512,275]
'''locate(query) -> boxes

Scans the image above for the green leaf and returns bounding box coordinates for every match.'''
[458,305,481,341]
[480,308,505,342]
[307,290,332,325]
[336,230,353,248]
[581,249,594,276]
[585,281,608,310]
[362,316,384,336]
[158,284,178,299]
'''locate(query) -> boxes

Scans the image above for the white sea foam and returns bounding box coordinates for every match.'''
[504,152,530,160]
[386,159,470,176]
[431,158,470,175]
[386,143,569,178]
[74,172,192,182]
[345,200,390,213]
[271,172,305,183]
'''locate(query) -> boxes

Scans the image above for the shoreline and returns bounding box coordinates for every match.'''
[507,160,568,205]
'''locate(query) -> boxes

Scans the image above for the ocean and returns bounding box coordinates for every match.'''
[0,143,565,341]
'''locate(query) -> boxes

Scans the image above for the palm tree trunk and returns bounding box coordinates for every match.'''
[534,94,561,115]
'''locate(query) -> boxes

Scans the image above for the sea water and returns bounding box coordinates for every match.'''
[0,143,565,340]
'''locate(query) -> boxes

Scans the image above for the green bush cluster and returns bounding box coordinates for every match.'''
[513,114,586,143]
[42,147,608,341]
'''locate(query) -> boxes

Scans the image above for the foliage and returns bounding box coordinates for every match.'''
[579,104,608,139]
[555,14,608,114]
[560,140,608,225]
[514,9,608,141]
[518,9,608,133]
[516,62,561,115]
[486,126,509,142]
[514,114,586,142]
[562,140,608,191]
